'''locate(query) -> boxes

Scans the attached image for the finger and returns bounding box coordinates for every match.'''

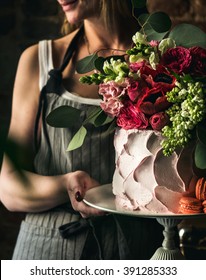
[75,191,83,202]
[74,201,105,218]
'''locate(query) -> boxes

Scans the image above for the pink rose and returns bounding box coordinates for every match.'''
[190,46,206,76]
[149,112,169,131]
[117,101,148,130]
[100,98,123,118]
[161,46,192,74]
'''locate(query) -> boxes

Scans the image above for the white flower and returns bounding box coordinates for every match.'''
[158,38,176,55]
[132,32,147,45]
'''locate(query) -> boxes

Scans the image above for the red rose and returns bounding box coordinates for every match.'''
[190,46,206,76]
[137,86,171,116]
[149,112,169,131]
[161,46,192,74]
[117,101,148,130]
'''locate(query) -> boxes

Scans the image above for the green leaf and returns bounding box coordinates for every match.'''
[66,126,87,151]
[46,106,81,128]
[94,111,114,127]
[94,57,105,72]
[84,107,103,125]
[196,123,206,145]
[142,25,168,41]
[131,0,147,9]
[169,23,206,48]
[139,12,171,34]
[148,12,172,33]
[76,53,98,74]
[195,141,206,169]
[105,119,117,135]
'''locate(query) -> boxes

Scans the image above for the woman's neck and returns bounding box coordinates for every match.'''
[83,18,137,53]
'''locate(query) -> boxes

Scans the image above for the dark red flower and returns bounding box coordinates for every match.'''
[190,46,206,76]
[144,65,176,92]
[149,112,170,131]
[161,46,192,74]
[127,80,140,102]
[117,101,148,130]
[137,86,171,116]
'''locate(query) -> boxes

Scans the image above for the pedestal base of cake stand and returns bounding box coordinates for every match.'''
[150,217,184,260]
[84,184,205,260]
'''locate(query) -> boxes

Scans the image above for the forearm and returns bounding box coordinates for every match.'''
[0,156,69,212]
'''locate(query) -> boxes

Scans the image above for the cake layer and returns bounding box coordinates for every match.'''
[112,128,197,214]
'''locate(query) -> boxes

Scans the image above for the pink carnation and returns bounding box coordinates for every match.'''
[98,81,127,117]
[99,81,126,99]
[100,98,123,118]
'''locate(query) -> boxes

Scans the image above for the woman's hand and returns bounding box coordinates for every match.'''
[65,170,105,218]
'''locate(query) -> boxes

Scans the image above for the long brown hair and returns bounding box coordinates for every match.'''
[60,0,141,35]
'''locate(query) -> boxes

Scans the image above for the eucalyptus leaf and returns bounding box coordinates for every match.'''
[139,12,171,34]
[105,119,117,135]
[94,111,114,127]
[194,141,206,169]
[196,123,206,145]
[142,25,168,41]
[76,53,98,74]
[148,12,171,33]
[66,126,87,151]
[169,24,206,48]
[84,107,103,125]
[46,106,81,128]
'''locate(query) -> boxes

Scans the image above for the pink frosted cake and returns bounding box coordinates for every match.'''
[112,128,199,214]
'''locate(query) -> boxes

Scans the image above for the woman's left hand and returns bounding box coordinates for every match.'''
[64,170,106,218]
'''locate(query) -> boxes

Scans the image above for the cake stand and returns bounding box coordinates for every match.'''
[83,184,205,260]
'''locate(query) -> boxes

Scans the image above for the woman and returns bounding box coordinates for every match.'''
[0,0,163,259]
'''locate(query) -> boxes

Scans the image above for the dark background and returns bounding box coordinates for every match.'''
[0,0,206,260]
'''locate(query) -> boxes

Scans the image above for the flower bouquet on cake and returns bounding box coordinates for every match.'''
[47,0,206,214]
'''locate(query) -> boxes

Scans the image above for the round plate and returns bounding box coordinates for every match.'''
[84,184,206,219]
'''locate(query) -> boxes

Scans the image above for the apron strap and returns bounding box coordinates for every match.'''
[34,25,84,151]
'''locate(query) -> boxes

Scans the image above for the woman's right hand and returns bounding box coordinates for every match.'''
[64,170,106,218]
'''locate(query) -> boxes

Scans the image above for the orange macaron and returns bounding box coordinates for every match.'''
[202,200,206,213]
[179,197,203,214]
[195,177,206,201]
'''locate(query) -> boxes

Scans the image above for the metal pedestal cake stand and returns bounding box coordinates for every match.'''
[84,184,205,260]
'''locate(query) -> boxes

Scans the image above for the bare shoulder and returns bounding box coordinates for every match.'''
[18,43,39,72]
[10,43,41,144]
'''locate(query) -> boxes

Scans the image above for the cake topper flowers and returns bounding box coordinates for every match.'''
[47,0,206,170]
